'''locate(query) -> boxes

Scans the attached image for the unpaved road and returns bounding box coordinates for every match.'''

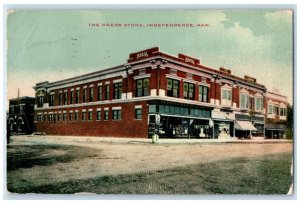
[7,136,293,187]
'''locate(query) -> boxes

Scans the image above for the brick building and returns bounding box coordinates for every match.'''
[33,47,284,139]
[264,91,289,138]
[8,96,35,135]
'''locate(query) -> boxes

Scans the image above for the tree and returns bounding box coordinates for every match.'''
[286,104,293,139]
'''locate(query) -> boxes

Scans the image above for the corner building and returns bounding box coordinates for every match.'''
[34,47,268,138]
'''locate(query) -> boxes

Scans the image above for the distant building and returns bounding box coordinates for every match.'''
[8,96,35,135]
[264,92,289,139]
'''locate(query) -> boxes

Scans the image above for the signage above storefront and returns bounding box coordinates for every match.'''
[178,53,200,65]
[128,47,159,62]
[244,75,257,83]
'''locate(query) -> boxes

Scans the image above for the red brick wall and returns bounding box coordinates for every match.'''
[35,101,149,138]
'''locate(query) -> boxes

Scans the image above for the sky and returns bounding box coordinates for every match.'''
[6,9,293,104]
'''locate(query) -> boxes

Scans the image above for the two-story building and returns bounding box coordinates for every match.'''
[33,47,268,139]
[264,91,289,139]
[8,96,35,135]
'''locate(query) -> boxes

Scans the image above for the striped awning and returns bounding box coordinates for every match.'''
[235,120,257,131]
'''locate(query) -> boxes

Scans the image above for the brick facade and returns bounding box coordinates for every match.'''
[33,47,288,139]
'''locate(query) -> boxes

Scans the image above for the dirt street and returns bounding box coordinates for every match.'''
[7,136,293,188]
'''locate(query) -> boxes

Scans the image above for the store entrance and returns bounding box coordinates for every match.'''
[153,115,212,139]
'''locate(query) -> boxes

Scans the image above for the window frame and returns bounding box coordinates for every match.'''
[89,87,94,102]
[105,84,110,100]
[199,85,209,102]
[254,96,263,112]
[98,85,102,101]
[136,78,149,97]
[135,108,142,119]
[113,82,123,99]
[82,88,87,103]
[112,110,122,120]
[239,92,249,109]
[183,82,195,100]
[167,78,179,98]
[221,87,232,106]
[104,110,109,120]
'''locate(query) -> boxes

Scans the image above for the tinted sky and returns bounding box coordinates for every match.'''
[7,10,293,104]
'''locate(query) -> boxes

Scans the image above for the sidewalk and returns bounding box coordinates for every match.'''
[10,135,293,145]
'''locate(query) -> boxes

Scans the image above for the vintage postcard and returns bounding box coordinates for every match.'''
[6,9,294,196]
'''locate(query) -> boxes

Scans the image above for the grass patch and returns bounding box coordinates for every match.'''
[7,144,99,171]
[8,152,292,194]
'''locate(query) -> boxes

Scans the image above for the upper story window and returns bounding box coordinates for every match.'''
[184,82,195,100]
[70,91,74,104]
[274,106,279,115]
[105,84,110,100]
[49,94,54,107]
[76,90,80,104]
[89,87,94,102]
[37,96,44,108]
[20,105,25,114]
[82,88,87,103]
[59,93,62,105]
[221,85,232,106]
[239,90,249,109]
[199,85,209,102]
[280,107,287,117]
[255,96,263,112]
[268,104,273,114]
[63,92,68,105]
[136,78,149,97]
[167,78,179,98]
[98,85,102,101]
[113,82,122,99]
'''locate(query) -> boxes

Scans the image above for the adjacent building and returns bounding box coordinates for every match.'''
[33,47,287,139]
[8,96,35,135]
[264,91,289,139]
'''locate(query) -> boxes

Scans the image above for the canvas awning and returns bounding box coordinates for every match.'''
[235,120,257,131]
[212,111,235,120]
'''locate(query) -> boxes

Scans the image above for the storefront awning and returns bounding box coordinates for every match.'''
[212,111,235,120]
[235,120,257,131]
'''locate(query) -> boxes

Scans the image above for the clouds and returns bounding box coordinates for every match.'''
[6,10,293,103]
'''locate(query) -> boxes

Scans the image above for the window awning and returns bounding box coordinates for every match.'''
[235,120,257,131]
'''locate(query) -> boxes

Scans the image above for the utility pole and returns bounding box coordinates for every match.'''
[16,88,20,136]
